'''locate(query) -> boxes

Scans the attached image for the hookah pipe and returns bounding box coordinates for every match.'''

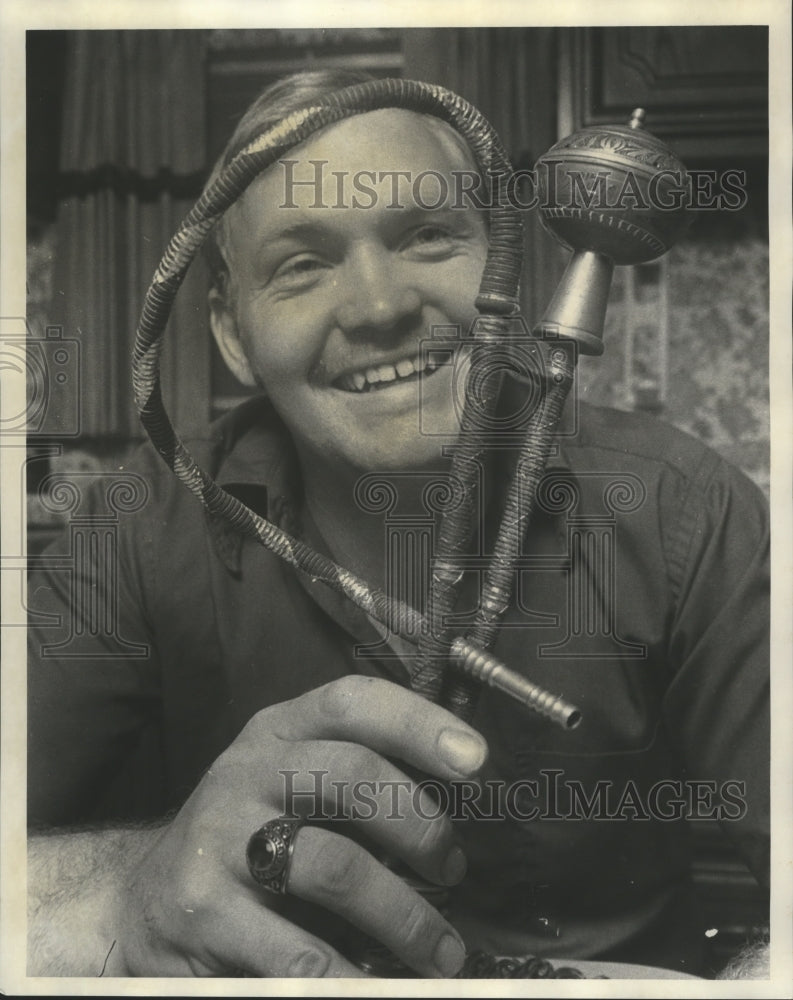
[132,78,582,730]
[131,80,692,976]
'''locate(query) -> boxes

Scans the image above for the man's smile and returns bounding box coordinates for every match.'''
[333,352,442,393]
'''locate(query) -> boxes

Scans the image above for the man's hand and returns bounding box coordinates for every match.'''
[30,677,488,978]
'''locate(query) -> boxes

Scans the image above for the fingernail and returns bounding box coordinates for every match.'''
[287,949,331,977]
[433,932,466,977]
[438,728,487,774]
[441,845,467,885]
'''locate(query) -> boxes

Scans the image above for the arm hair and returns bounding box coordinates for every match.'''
[27,823,165,976]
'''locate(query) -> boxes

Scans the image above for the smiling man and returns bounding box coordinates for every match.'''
[27,70,770,980]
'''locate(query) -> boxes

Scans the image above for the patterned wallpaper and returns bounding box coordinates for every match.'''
[26,223,57,340]
[577,228,769,497]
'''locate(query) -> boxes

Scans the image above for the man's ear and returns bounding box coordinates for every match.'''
[208,288,258,387]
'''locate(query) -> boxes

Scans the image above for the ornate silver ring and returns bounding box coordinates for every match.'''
[246,817,304,895]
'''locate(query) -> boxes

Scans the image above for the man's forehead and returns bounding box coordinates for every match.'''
[275,107,479,172]
[225,108,483,238]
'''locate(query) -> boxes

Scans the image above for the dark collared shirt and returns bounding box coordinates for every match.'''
[28,396,769,974]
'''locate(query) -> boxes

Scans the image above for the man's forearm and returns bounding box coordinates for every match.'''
[28,824,163,976]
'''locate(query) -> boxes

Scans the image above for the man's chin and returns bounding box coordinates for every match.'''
[342,437,459,476]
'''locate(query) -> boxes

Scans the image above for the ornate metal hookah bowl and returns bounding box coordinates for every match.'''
[532,107,694,354]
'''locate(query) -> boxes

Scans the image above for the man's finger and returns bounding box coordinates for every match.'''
[258,676,488,779]
[201,890,368,978]
[285,826,467,978]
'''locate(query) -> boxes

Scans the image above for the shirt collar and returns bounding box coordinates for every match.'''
[213,396,301,508]
[206,397,302,575]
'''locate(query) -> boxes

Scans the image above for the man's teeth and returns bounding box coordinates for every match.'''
[339,356,439,392]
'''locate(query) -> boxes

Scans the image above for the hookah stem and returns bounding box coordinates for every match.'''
[409,161,524,709]
[409,325,511,705]
[441,345,578,722]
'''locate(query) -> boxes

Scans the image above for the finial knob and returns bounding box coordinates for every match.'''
[628,107,646,129]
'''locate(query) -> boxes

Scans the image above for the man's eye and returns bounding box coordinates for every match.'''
[400,226,466,261]
[272,255,326,285]
[407,226,452,247]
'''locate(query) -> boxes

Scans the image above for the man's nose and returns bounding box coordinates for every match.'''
[333,246,422,337]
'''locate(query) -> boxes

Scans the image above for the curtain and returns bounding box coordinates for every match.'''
[51,30,209,440]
